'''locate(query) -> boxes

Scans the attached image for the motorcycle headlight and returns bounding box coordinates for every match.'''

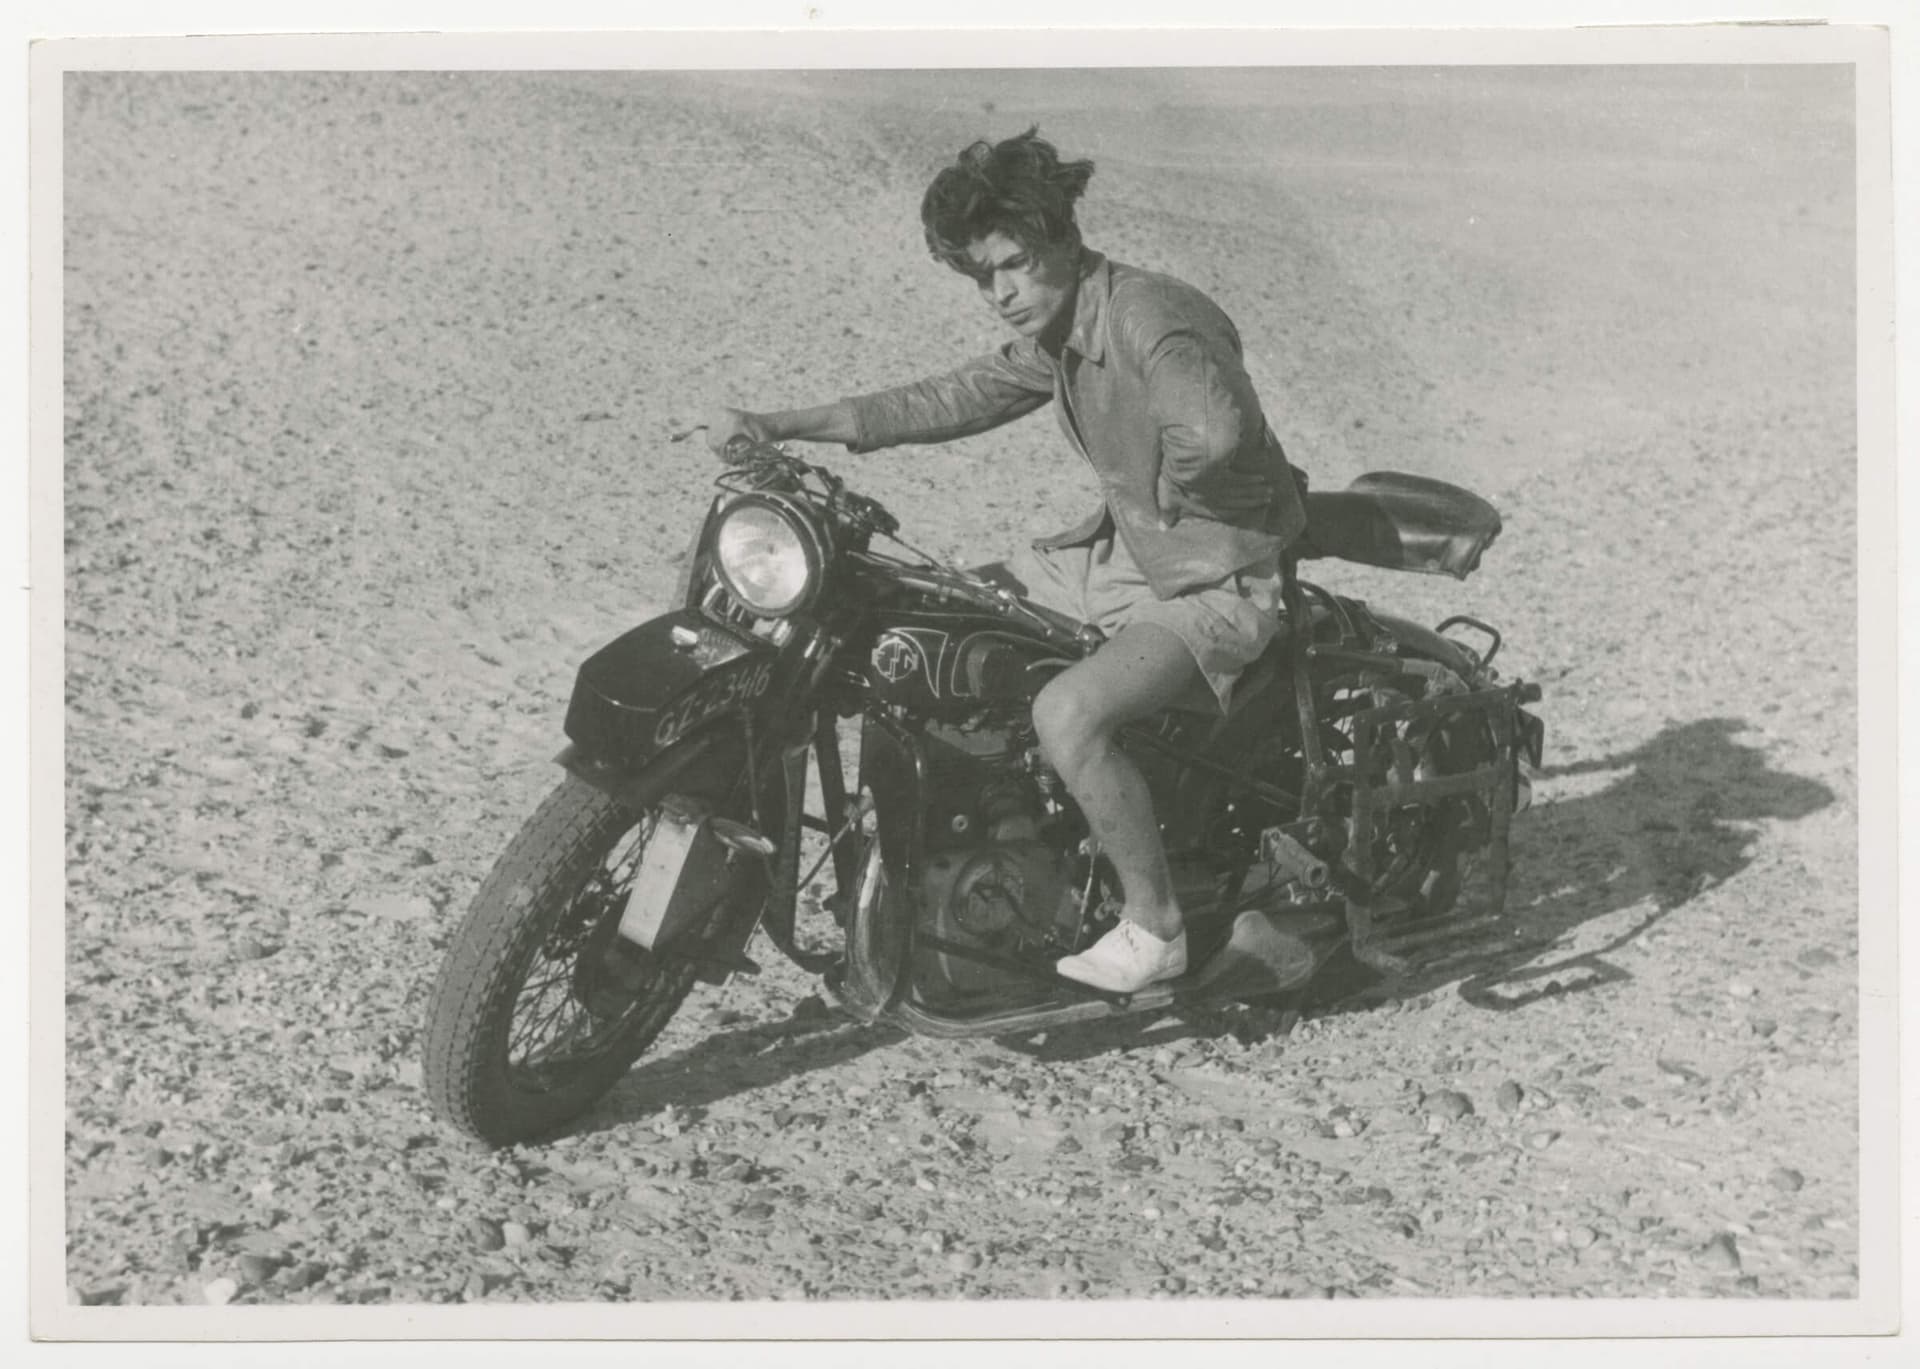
[712,496,824,617]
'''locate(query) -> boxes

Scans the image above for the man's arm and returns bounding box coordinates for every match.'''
[836,338,1054,453]
[1144,329,1276,522]
[705,401,859,453]
[710,337,1052,458]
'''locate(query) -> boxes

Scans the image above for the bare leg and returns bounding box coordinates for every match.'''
[1030,623,1204,940]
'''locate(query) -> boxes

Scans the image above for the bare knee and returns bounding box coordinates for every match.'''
[1031,674,1114,779]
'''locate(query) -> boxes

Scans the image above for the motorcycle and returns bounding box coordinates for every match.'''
[422,438,1545,1146]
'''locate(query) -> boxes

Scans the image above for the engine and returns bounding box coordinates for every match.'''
[909,720,1082,997]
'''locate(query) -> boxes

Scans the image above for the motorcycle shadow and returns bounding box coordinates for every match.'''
[576,1012,910,1136]
[1005,716,1836,1061]
[568,717,1835,1098]
[1304,714,1836,1022]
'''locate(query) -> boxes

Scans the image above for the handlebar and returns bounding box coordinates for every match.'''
[675,428,1094,649]
[712,437,901,541]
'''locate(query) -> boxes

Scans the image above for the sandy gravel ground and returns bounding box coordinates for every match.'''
[59,68,1862,1307]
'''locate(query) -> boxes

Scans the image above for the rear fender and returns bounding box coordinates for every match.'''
[1363,612,1485,682]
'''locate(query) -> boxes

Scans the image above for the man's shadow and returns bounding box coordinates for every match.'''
[1012,715,1834,1060]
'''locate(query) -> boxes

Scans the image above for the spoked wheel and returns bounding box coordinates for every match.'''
[422,754,773,1147]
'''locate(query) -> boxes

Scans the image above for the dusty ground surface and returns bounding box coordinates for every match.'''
[60,69,1863,1308]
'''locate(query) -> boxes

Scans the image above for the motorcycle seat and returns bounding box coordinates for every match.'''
[1299,472,1502,580]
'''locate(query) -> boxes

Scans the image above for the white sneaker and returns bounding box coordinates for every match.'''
[1056,921,1188,993]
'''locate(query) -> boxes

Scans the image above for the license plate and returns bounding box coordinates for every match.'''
[650,656,777,749]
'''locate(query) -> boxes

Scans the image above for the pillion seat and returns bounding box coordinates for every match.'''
[1299,472,1502,581]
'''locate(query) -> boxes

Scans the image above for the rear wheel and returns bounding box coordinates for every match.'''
[1324,665,1494,919]
[422,752,772,1147]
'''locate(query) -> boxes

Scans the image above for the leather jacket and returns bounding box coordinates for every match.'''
[841,250,1306,599]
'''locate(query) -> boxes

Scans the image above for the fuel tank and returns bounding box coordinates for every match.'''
[860,608,1075,719]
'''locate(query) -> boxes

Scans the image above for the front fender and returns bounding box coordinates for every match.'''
[562,610,782,770]
[553,721,787,988]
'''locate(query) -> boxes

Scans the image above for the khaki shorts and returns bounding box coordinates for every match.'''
[1009,530,1284,714]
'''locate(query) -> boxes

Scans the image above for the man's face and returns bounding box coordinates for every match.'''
[962,231,1079,343]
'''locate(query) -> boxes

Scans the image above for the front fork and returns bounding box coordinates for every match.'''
[753,712,857,977]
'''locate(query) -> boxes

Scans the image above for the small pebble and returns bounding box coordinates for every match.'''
[1425,1089,1474,1120]
[947,1250,982,1273]
[236,1254,282,1286]
[281,1262,327,1292]
[1526,1130,1557,1151]
[1696,1233,1742,1272]
[467,1218,505,1252]
[203,1277,238,1306]
[1569,1225,1598,1250]
[500,1221,531,1247]
[1495,1081,1524,1113]
[1768,1166,1806,1193]
[1727,980,1756,999]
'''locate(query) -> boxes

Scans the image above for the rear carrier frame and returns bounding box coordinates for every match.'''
[1328,678,1542,976]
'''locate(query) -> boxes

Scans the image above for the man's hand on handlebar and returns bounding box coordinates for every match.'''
[704,407,780,461]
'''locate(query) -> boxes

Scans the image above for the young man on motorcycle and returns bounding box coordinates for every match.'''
[707,128,1307,993]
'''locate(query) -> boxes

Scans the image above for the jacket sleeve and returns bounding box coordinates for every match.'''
[840,338,1054,453]
[1143,328,1278,522]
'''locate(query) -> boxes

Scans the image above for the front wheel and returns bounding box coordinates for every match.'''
[422,755,770,1146]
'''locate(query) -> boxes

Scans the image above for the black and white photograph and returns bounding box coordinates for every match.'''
[29,11,1902,1350]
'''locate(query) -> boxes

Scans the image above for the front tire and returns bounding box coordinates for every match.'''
[422,757,768,1147]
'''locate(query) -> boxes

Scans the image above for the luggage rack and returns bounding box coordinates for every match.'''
[1328,679,1540,977]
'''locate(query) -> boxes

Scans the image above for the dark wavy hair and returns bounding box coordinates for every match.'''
[920,127,1096,276]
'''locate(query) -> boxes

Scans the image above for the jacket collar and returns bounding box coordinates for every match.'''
[1058,249,1109,364]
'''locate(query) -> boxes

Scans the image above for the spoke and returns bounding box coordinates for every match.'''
[519,964,575,995]
[510,980,579,1059]
[528,1004,594,1065]
[514,1006,580,1071]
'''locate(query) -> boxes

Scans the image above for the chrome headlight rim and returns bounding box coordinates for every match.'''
[711,492,829,618]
